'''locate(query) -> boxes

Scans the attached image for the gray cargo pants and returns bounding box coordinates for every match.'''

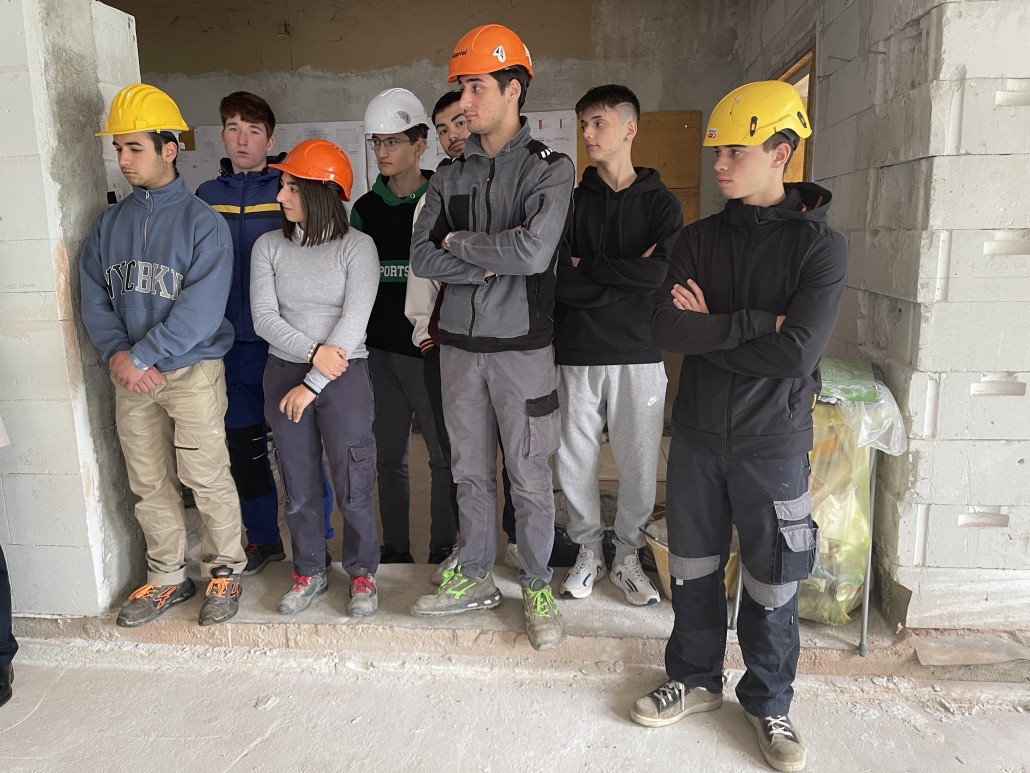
[441,345,559,586]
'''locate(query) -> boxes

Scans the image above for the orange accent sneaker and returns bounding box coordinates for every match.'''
[198,566,241,626]
[116,578,196,628]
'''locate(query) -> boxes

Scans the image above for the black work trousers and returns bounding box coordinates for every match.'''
[0,544,16,667]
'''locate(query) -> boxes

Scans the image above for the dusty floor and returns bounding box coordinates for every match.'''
[1,642,1027,773]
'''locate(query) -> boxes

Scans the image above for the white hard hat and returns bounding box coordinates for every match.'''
[363,88,429,135]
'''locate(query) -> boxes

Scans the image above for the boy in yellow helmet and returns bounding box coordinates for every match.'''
[80,85,246,628]
[638,81,847,773]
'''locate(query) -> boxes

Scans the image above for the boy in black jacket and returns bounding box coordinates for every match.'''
[637,82,847,773]
[553,85,681,606]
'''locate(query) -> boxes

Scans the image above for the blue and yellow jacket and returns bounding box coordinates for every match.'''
[196,154,285,343]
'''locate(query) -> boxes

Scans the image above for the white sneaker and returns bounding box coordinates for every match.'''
[504,542,520,569]
[610,552,660,606]
[560,546,606,599]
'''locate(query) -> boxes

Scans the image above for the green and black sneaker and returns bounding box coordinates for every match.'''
[411,566,502,616]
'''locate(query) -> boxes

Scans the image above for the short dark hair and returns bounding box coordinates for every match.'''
[762,129,800,168]
[575,84,640,122]
[402,124,429,142]
[146,130,179,169]
[432,91,462,123]
[489,65,531,111]
[219,91,276,137]
[281,176,349,247]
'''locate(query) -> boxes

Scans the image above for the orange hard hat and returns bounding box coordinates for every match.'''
[269,139,354,201]
[447,24,534,83]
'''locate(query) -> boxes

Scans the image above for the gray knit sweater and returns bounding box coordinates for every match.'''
[251,227,380,392]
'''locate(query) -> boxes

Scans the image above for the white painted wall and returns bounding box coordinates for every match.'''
[0,0,143,616]
[743,0,1030,628]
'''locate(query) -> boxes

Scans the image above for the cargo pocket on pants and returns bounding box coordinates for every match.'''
[523,389,560,460]
[773,491,818,583]
[346,436,375,505]
[174,423,226,489]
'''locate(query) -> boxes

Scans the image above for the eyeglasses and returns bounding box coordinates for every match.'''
[367,137,413,152]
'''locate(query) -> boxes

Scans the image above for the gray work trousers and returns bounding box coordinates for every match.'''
[441,345,560,586]
[368,347,456,556]
[554,362,667,563]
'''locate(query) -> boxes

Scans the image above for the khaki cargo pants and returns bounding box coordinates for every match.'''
[114,359,246,584]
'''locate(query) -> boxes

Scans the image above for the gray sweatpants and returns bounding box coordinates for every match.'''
[441,345,559,586]
[554,362,667,563]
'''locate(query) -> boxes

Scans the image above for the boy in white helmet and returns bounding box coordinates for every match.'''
[637,81,847,773]
[80,84,246,628]
[351,88,458,569]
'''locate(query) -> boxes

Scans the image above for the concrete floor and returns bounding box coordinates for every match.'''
[6,433,1028,772]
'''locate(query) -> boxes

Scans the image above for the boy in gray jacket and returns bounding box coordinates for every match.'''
[80,84,246,628]
[410,24,574,651]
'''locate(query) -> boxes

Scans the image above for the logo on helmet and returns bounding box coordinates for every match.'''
[493,45,507,63]
[707,128,718,139]
[451,49,467,60]
[398,111,411,123]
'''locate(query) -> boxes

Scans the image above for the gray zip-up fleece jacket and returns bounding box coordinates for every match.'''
[80,175,235,371]
[409,118,574,352]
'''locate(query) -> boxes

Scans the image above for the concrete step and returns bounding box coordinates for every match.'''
[13,561,1026,683]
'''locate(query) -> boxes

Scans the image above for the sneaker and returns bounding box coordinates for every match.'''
[746,713,807,772]
[504,542,520,569]
[430,544,460,586]
[243,540,286,575]
[349,574,378,617]
[278,572,328,615]
[522,579,564,651]
[560,546,606,599]
[630,679,723,727]
[610,552,661,606]
[116,578,196,628]
[411,567,502,616]
[427,544,454,565]
[380,546,415,564]
[199,566,242,626]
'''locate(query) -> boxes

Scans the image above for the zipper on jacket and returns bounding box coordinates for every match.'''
[240,176,249,330]
[470,185,479,231]
[142,189,153,257]
[468,286,478,340]
[485,158,495,232]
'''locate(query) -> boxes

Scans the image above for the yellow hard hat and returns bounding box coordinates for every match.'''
[96,83,189,137]
[703,81,811,146]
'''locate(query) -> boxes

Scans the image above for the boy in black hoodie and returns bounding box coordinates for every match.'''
[637,82,847,773]
[553,85,682,606]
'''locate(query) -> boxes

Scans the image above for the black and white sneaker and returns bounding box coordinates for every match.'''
[610,552,660,605]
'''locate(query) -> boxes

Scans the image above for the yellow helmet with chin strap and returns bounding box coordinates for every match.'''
[703,80,811,147]
[96,83,189,137]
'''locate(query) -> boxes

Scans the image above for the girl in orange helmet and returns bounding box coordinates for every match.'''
[250,140,382,618]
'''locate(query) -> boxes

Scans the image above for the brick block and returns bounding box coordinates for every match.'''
[924,503,1030,570]
[884,438,1030,506]
[855,85,933,169]
[812,113,858,179]
[90,3,140,87]
[930,79,1030,157]
[865,0,942,45]
[0,321,76,400]
[0,70,40,159]
[822,52,878,127]
[904,370,1030,441]
[0,238,56,294]
[870,159,930,231]
[871,484,920,569]
[878,5,943,102]
[846,228,926,302]
[940,1,1030,81]
[941,229,1030,303]
[0,0,29,69]
[0,158,51,241]
[759,0,789,48]
[818,169,870,231]
[0,399,81,476]
[930,155,1030,230]
[5,543,101,616]
[818,0,858,78]
[890,564,1030,629]
[2,472,88,546]
[921,301,1030,372]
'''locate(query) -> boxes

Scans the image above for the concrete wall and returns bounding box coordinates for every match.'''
[105,0,744,217]
[0,0,143,616]
[742,0,1030,628]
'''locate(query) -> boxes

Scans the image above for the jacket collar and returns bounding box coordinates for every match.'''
[462,116,532,159]
[129,174,190,206]
[218,152,287,179]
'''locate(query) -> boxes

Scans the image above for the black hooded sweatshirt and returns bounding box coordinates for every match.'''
[554,167,683,365]
[652,182,848,458]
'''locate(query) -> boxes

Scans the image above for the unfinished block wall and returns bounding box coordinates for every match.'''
[0,0,143,616]
[744,0,1029,628]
